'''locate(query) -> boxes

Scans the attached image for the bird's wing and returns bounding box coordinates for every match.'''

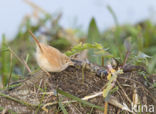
[41,43,62,67]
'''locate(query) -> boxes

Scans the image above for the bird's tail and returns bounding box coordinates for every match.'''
[28,30,43,53]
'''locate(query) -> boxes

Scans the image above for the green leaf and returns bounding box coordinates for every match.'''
[103,69,123,98]
[137,52,151,59]
[95,49,113,58]
[103,74,117,98]
[65,42,105,56]
[107,5,119,26]
[87,18,100,43]
[148,55,156,73]
[87,18,102,64]
[153,83,156,88]
[58,98,68,114]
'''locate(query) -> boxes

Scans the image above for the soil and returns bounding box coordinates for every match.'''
[0,65,155,114]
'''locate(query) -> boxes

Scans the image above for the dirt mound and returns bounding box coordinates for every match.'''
[0,65,155,114]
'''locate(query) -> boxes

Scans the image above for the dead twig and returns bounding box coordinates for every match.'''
[24,0,50,15]
[2,107,8,114]
[22,58,32,73]
[8,47,32,73]
[118,77,156,104]
[122,50,130,67]
[116,80,132,104]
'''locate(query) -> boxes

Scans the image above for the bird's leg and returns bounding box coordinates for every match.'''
[40,67,51,77]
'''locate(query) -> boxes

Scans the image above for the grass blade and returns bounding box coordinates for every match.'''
[1,34,9,87]
[58,98,68,114]
[7,53,13,88]
[57,89,104,111]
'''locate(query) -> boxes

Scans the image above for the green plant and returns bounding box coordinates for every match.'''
[0,35,10,87]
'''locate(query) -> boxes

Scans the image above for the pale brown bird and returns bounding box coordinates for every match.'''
[29,30,73,72]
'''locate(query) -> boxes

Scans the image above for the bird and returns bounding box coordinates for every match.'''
[29,30,73,73]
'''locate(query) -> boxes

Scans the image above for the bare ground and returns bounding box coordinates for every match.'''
[0,65,155,114]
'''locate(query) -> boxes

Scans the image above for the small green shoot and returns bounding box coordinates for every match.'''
[65,42,103,56]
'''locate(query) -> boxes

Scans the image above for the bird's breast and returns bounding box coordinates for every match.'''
[35,51,62,72]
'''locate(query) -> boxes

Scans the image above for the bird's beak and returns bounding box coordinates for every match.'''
[69,61,74,66]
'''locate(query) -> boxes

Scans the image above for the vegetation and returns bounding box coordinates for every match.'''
[0,2,156,113]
